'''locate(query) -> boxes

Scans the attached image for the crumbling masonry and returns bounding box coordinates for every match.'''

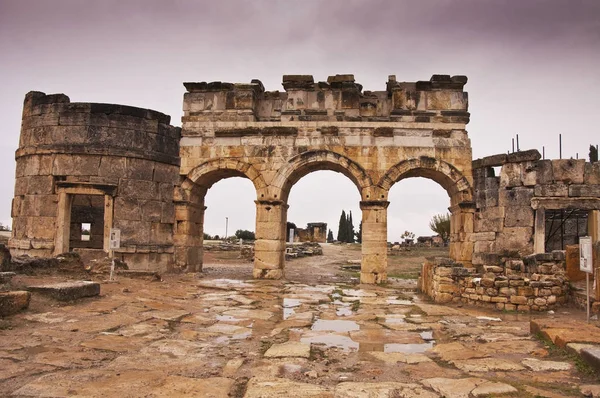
[10,74,600,292]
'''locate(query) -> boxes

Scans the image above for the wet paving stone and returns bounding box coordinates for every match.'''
[2,268,600,397]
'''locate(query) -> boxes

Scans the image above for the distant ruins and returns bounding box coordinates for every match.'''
[9,74,600,290]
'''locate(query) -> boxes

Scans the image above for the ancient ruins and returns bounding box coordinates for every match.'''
[4,73,600,396]
[7,73,600,296]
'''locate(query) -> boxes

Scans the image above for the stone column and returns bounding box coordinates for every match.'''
[173,200,205,272]
[254,200,287,279]
[534,208,546,254]
[589,210,600,243]
[449,202,475,267]
[360,201,389,284]
[54,191,73,255]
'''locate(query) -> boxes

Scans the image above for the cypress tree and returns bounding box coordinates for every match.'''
[355,222,362,243]
[327,229,334,243]
[347,211,355,243]
[337,210,347,242]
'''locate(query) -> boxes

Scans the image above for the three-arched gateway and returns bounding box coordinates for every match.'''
[10,74,473,284]
[176,74,474,283]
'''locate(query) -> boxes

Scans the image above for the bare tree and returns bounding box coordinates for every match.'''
[429,213,451,243]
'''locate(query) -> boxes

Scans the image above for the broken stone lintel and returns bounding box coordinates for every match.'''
[473,153,508,169]
[506,149,541,163]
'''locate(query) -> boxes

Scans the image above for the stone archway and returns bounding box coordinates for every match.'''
[252,150,375,279]
[379,156,475,266]
[173,159,265,272]
[273,150,374,201]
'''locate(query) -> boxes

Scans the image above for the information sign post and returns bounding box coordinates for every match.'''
[580,236,593,322]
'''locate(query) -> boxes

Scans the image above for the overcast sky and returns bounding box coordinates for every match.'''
[1,0,599,240]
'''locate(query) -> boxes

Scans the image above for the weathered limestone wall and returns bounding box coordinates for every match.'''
[472,150,600,265]
[11,92,181,271]
[419,254,569,311]
[177,74,475,282]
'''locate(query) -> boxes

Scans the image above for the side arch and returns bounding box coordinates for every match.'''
[378,156,473,204]
[186,158,267,197]
[272,150,374,201]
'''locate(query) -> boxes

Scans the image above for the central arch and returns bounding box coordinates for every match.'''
[272,150,374,202]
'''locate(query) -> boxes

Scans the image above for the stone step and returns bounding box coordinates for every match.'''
[580,347,600,372]
[28,281,100,301]
[0,291,31,316]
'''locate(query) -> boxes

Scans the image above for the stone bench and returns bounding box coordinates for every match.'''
[28,281,100,301]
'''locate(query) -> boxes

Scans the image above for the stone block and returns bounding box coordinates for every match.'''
[552,159,585,184]
[535,160,554,184]
[496,227,533,254]
[98,157,126,177]
[125,158,155,181]
[474,240,494,253]
[53,154,101,176]
[474,212,503,233]
[534,183,568,197]
[28,281,99,301]
[26,175,54,195]
[569,185,600,197]
[469,232,496,242]
[521,162,538,186]
[584,163,600,184]
[0,291,31,316]
[500,163,522,188]
[504,206,534,228]
[114,197,141,221]
[499,187,534,207]
[142,200,162,222]
[510,296,527,305]
[507,149,541,163]
[473,154,507,168]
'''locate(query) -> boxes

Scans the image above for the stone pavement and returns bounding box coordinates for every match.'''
[1,274,600,397]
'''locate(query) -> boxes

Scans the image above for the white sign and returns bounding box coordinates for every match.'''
[109,228,121,250]
[580,236,593,273]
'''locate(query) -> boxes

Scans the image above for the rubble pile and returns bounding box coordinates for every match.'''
[285,242,323,259]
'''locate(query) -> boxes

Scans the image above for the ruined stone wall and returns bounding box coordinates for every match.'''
[472,150,600,266]
[176,74,475,282]
[419,254,569,311]
[10,92,181,271]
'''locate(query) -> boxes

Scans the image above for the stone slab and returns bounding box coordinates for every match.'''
[28,281,100,301]
[0,290,31,316]
[581,348,600,373]
[264,342,311,358]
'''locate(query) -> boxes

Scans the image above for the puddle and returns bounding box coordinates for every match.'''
[311,319,360,332]
[216,315,241,323]
[300,334,359,351]
[383,316,406,325]
[420,331,434,341]
[336,307,353,317]
[283,298,302,308]
[384,342,434,353]
[387,299,413,305]
[342,289,377,297]
[283,307,295,320]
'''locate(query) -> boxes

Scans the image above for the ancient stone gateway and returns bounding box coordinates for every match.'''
[10,74,475,283]
[176,74,474,283]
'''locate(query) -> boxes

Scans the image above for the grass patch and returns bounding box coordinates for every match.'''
[388,271,420,280]
[534,332,599,379]
[351,300,361,312]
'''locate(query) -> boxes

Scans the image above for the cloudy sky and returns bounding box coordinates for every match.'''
[1,0,599,240]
